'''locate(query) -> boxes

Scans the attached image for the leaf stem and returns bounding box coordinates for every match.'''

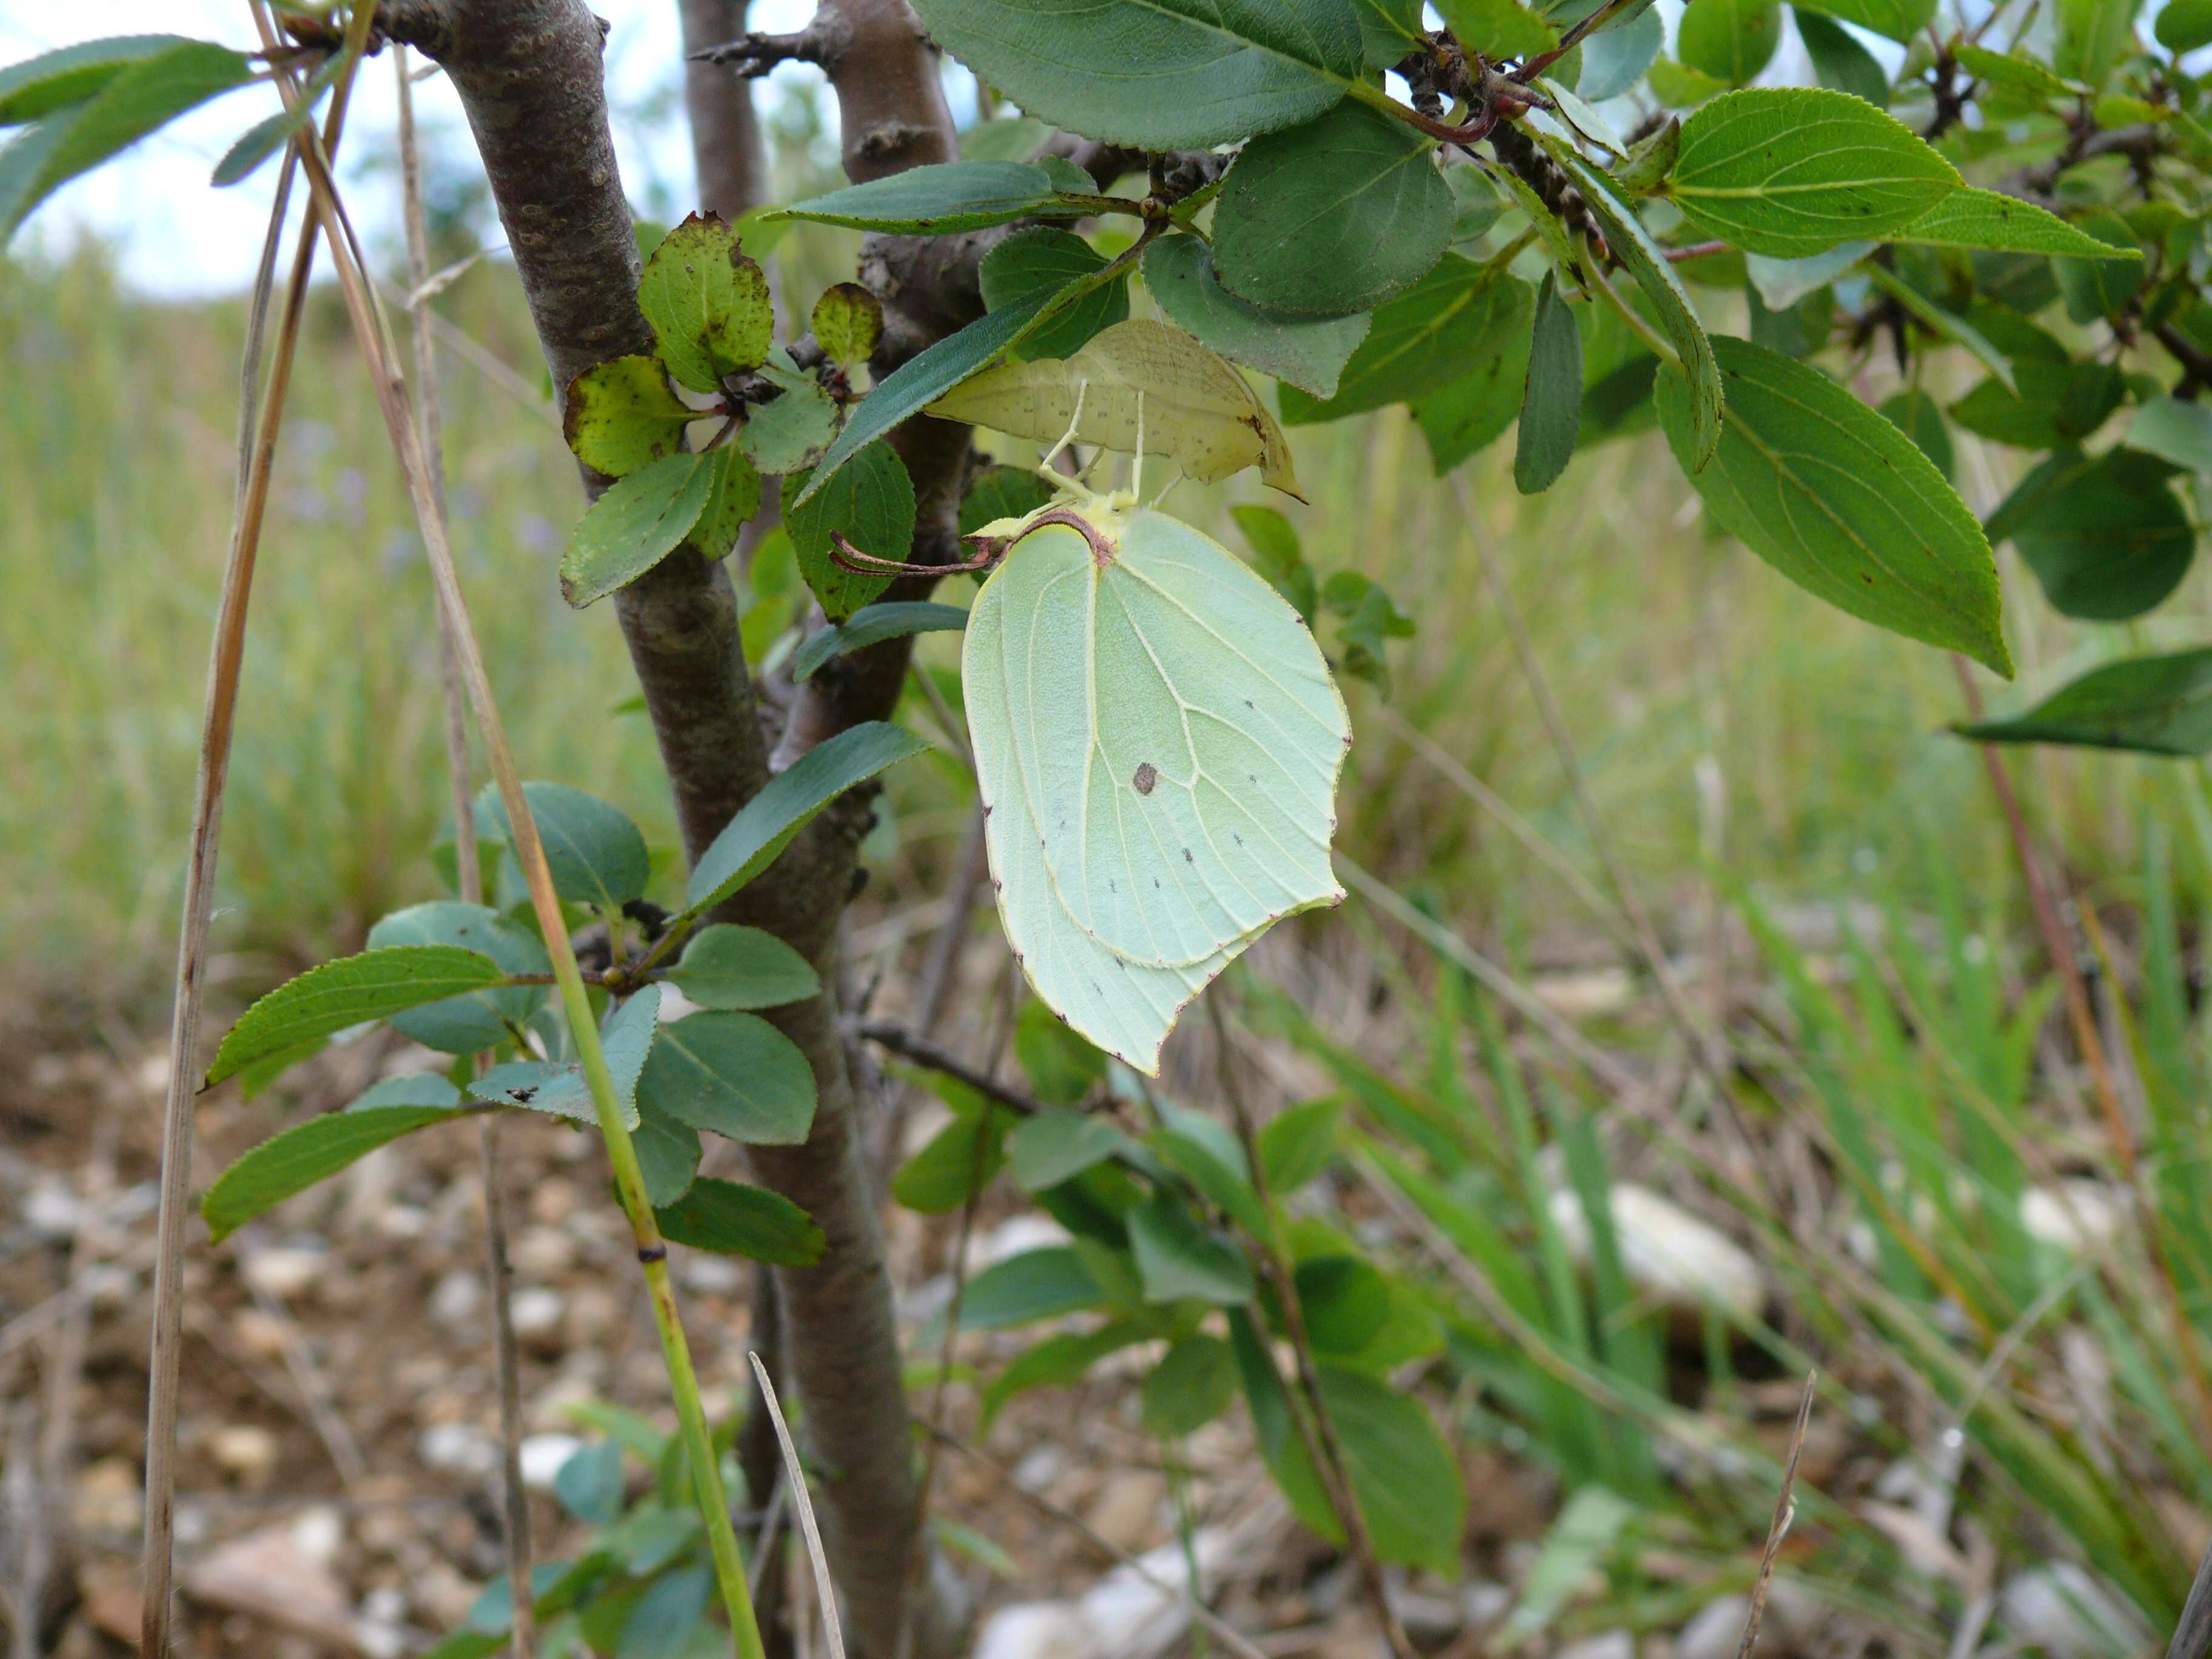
[244,9,766,1649]
[1584,255,1678,363]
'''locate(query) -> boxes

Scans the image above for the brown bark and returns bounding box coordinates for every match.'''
[677,0,766,219]
[380,2,967,1651]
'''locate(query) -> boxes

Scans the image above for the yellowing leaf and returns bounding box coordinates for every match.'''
[928,319,1304,499]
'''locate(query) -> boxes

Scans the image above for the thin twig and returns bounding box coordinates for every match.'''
[141,31,362,1648]
[394,42,535,1658]
[923,1426,1275,1659]
[851,1021,1056,1118]
[1734,1372,1816,1659]
[1208,999,1418,1659]
[749,1354,845,1659]
[880,806,991,1173]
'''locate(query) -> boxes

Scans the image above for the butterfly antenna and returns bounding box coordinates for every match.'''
[1149,466,1187,510]
[1038,379,1090,483]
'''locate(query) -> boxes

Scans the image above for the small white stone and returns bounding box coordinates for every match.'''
[680,1254,745,1295]
[509,1285,566,1338]
[2020,1181,2126,1253]
[419,1421,497,1475]
[208,1424,279,1485]
[242,1246,327,1301]
[430,1269,482,1329]
[1555,1631,1634,1659]
[971,1602,1091,1659]
[24,1179,84,1239]
[520,1433,585,1491]
[289,1504,344,1564]
[1549,1183,1764,1322]
[360,1586,407,1624]
[1997,1563,2152,1658]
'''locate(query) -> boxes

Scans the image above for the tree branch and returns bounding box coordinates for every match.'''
[679,0,771,220]
[691,22,846,76]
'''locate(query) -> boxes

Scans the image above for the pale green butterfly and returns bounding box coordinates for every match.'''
[957,403,1350,1073]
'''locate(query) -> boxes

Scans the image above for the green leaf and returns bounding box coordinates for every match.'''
[1014,999,1108,1105]
[961,467,1059,539]
[366,903,551,1054]
[2157,0,2212,50]
[637,212,774,392]
[1548,146,1723,468]
[1009,1110,1133,1191]
[563,356,695,478]
[1232,1310,1336,1532]
[1894,187,2144,259]
[2056,0,2141,84]
[1796,10,1888,107]
[634,1009,817,1144]
[479,782,649,911]
[1986,446,2191,622]
[0,35,190,124]
[792,602,968,683]
[1655,334,2010,672]
[554,1441,625,1525]
[1356,0,1427,65]
[1,39,254,243]
[983,1319,1150,1426]
[2128,395,2212,473]
[1258,1099,1342,1189]
[618,1567,711,1659]
[1948,358,2121,448]
[907,0,1365,149]
[1669,87,1962,257]
[739,369,839,475]
[775,160,1059,233]
[559,452,717,608]
[203,1105,460,1242]
[984,227,1128,361]
[1436,0,1558,56]
[691,444,763,559]
[796,286,1060,504]
[207,947,506,1088]
[1151,1119,1269,1238]
[1580,7,1664,99]
[1677,0,1781,83]
[466,987,661,1128]
[1877,388,1954,479]
[1279,253,1519,423]
[682,722,930,918]
[813,282,885,367]
[1410,280,1539,471]
[893,1098,1014,1212]
[786,441,917,622]
[653,1178,825,1264]
[1139,233,1372,399]
[1952,42,2078,96]
[2053,207,2144,321]
[634,1093,702,1207]
[348,1075,464,1112]
[1958,648,2212,755]
[1647,55,1731,107]
[1516,272,1583,494]
[1232,503,1318,622]
[666,924,821,1011]
[1794,0,1934,41]
[959,1245,1108,1329]
[1293,1255,1391,1353]
[1315,1363,1468,1572]
[1142,1334,1238,1436]
[1213,100,1453,315]
[1127,1195,1255,1304]
[211,53,340,187]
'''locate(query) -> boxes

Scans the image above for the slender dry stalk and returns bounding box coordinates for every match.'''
[1456,480,1756,1172]
[1734,1372,1816,1659]
[749,1354,845,1659]
[1951,657,2212,1443]
[2168,1533,2212,1659]
[1208,998,1418,1659]
[141,27,369,1645]
[394,42,535,1658]
[244,18,763,1644]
